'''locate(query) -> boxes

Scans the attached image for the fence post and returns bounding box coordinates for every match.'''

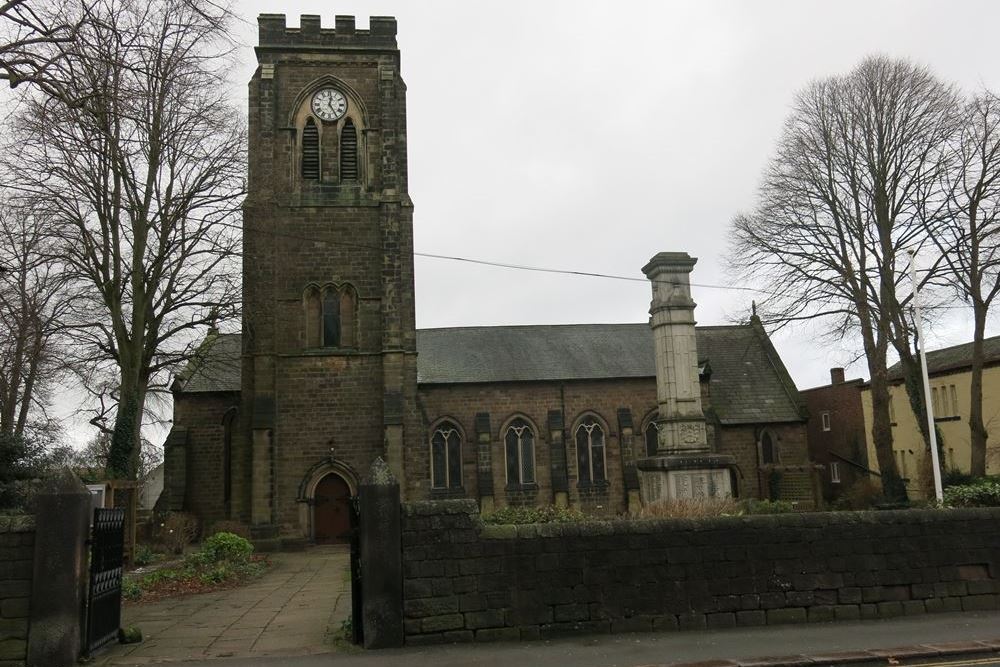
[27,469,91,667]
[359,457,403,649]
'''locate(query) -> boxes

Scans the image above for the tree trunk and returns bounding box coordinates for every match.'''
[861,323,906,502]
[107,364,145,480]
[895,348,940,497]
[969,304,989,477]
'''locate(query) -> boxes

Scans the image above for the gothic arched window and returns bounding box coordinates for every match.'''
[430,421,462,490]
[339,286,356,348]
[576,416,606,483]
[760,429,778,465]
[322,288,341,347]
[504,418,535,485]
[302,118,320,180]
[644,421,659,457]
[340,118,358,182]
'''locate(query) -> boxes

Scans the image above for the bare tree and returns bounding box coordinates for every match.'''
[729,56,962,501]
[0,0,85,97]
[0,199,70,440]
[931,91,1000,477]
[6,0,244,478]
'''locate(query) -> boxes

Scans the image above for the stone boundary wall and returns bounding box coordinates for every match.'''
[0,515,35,667]
[401,500,1000,645]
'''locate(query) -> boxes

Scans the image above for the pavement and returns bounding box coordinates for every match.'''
[94,545,1000,667]
[97,545,352,665]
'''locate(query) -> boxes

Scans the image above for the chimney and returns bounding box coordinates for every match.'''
[830,367,845,385]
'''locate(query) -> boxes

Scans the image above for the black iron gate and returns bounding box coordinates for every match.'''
[348,496,363,645]
[85,507,125,655]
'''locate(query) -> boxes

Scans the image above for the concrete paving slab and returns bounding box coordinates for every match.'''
[96,545,351,665]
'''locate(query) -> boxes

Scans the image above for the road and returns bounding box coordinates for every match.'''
[118,610,1000,667]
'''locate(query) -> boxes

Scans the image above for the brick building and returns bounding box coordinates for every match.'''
[800,368,872,503]
[160,14,813,543]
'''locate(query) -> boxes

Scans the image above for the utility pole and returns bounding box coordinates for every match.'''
[908,249,943,503]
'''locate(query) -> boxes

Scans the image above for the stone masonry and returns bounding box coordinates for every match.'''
[0,515,33,667]
[401,500,1000,645]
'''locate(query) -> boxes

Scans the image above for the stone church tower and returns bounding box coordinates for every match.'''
[239,14,418,538]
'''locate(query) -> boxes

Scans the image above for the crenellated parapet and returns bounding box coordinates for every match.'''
[257,14,397,51]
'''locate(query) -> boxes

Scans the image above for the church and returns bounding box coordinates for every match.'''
[159,14,816,545]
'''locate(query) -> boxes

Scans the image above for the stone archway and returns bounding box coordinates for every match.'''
[298,459,358,543]
[313,473,352,544]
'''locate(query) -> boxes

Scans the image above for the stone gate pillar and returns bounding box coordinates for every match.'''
[359,458,403,649]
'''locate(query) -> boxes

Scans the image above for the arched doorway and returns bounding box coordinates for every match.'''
[314,473,351,544]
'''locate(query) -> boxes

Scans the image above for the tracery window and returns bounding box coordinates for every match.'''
[430,421,462,489]
[576,416,606,483]
[302,117,320,180]
[304,284,357,349]
[504,418,535,485]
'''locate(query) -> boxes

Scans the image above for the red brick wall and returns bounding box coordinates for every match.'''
[801,380,868,501]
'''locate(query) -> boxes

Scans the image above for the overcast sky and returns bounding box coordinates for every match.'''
[36,1,1000,445]
[235,0,1000,386]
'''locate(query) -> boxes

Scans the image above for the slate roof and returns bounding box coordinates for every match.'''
[176,323,805,425]
[888,333,1000,379]
[176,333,241,393]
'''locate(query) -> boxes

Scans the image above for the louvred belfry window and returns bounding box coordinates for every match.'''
[302,118,320,180]
[340,118,358,181]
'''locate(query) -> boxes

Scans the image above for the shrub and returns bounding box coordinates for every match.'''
[158,512,199,554]
[209,520,251,540]
[482,505,587,525]
[122,578,142,601]
[199,532,253,564]
[133,544,157,567]
[943,478,1000,507]
[943,468,974,487]
[639,498,740,519]
[833,478,883,510]
[740,499,795,514]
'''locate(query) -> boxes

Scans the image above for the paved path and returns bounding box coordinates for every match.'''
[99,545,351,665]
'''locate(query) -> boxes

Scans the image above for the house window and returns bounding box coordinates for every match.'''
[949,384,958,417]
[821,411,831,432]
[931,387,940,415]
[830,461,841,484]
[888,395,896,423]
[430,421,462,490]
[340,118,358,181]
[504,418,535,486]
[760,429,778,465]
[644,421,658,457]
[576,416,606,484]
[302,117,320,180]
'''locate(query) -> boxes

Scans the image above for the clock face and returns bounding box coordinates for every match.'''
[311,88,348,122]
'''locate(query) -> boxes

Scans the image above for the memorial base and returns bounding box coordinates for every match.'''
[636,454,736,505]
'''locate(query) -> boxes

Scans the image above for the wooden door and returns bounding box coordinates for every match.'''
[314,474,351,543]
